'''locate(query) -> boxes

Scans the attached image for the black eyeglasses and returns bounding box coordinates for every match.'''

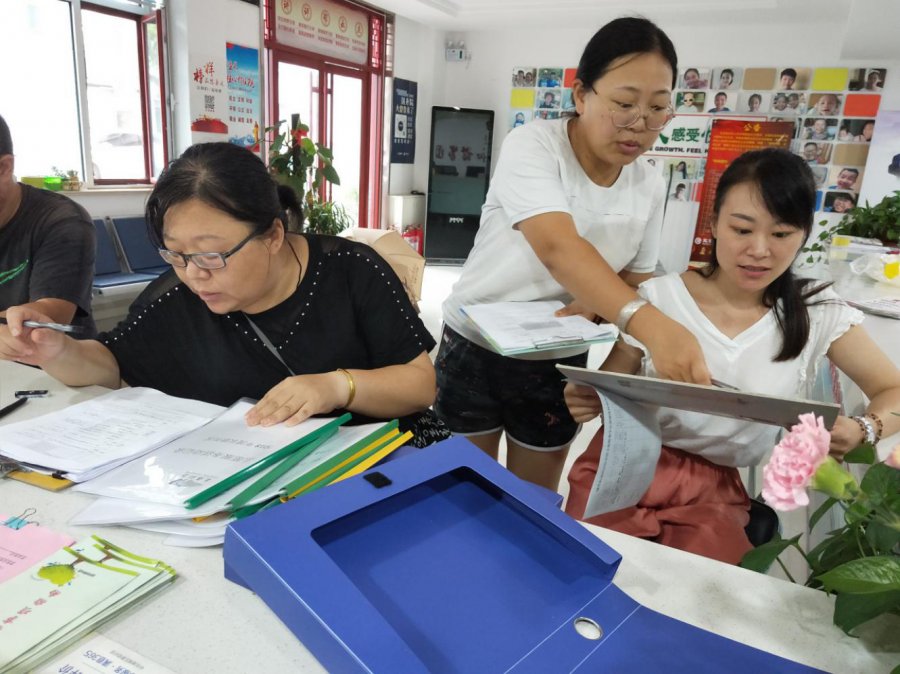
[158,230,261,270]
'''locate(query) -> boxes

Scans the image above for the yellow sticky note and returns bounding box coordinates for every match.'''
[884,259,899,279]
[811,68,848,91]
[510,89,535,108]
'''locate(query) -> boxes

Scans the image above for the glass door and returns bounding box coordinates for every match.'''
[327,69,363,227]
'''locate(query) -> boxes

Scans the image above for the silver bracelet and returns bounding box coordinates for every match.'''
[851,415,876,445]
[615,298,649,334]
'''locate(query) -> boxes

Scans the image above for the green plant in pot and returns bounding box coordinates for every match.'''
[834,190,900,244]
[266,115,349,236]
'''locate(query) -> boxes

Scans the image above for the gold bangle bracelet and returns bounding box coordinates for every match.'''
[336,368,356,408]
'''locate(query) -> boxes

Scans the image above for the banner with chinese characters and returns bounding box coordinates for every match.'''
[226,42,261,152]
[189,52,228,143]
[690,119,794,266]
[390,78,417,164]
[275,0,369,65]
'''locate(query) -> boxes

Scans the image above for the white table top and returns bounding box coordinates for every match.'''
[0,361,896,673]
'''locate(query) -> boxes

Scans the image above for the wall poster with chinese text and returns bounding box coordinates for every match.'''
[226,42,261,152]
[391,78,417,164]
[189,51,228,144]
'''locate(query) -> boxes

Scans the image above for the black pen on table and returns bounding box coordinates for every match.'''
[0,397,27,421]
[0,316,83,334]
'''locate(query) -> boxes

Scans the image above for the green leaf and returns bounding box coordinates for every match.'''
[318,147,334,160]
[300,137,316,155]
[844,500,871,525]
[322,164,341,186]
[817,556,900,594]
[865,520,900,554]
[739,533,799,574]
[860,462,900,506]
[843,443,876,465]
[832,589,900,635]
[808,496,838,532]
[807,529,858,575]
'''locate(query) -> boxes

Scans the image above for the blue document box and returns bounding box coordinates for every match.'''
[224,437,822,673]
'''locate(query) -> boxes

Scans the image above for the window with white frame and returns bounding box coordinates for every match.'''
[0,0,167,185]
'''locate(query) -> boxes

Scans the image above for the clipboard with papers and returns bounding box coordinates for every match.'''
[460,301,617,355]
[557,365,840,429]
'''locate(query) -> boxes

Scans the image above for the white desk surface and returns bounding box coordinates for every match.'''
[0,361,896,673]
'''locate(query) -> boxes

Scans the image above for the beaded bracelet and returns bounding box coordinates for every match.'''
[865,412,883,443]
[851,415,876,445]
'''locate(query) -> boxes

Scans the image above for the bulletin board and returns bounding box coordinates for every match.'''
[509,64,887,270]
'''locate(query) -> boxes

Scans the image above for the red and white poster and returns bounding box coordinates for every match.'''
[689,119,794,266]
[189,51,229,143]
[275,0,369,65]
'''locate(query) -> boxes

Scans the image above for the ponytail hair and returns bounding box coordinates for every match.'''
[276,183,305,233]
[699,148,830,361]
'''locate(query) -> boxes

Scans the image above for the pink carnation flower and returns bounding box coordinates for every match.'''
[762,413,831,511]
[887,445,900,470]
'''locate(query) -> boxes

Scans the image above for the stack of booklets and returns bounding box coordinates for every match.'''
[461,301,616,356]
[0,534,175,674]
[65,398,411,546]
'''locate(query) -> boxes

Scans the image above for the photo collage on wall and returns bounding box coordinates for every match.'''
[509,65,887,214]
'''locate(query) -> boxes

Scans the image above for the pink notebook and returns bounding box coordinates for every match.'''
[0,514,75,584]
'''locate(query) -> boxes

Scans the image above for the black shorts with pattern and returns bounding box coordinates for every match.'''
[434,325,588,450]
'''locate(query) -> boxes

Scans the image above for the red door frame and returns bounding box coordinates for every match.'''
[264,0,385,228]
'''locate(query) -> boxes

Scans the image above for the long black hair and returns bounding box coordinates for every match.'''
[576,17,678,89]
[699,148,830,361]
[145,142,303,246]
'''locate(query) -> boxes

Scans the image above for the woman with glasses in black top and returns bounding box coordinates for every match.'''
[0,142,443,443]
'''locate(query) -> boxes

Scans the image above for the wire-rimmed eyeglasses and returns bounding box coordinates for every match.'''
[158,229,260,270]
[591,86,674,131]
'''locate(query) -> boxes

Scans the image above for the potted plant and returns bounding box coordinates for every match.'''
[834,190,900,245]
[266,115,349,235]
[52,167,82,192]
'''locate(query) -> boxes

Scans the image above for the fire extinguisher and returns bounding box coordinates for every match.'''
[402,225,424,255]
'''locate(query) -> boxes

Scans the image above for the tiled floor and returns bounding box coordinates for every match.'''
[418,263,605,501]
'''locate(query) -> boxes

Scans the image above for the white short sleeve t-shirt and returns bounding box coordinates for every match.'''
[632,274,864,467]
[442,118,666,354]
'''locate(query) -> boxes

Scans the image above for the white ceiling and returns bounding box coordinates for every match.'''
[372,0,854,31]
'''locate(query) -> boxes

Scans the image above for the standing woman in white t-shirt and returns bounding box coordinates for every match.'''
[564,148,900,563]
[435,17,711,491]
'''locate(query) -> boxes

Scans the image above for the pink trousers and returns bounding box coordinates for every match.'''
[566,429,753,565]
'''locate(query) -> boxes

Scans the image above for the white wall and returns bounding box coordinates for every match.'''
[388,15,444,195]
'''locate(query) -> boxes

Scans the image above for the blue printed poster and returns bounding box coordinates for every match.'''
[391,79,417,164]
[226,42,261,152]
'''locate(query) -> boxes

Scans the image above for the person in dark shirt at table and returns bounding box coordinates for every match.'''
[0,142,445,445]
[0,114,95,336]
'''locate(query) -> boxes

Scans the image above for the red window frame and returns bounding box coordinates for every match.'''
[82,2,167,185]
[264,0,386,228]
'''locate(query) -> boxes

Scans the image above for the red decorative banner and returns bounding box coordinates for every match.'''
[276,0,369,65]
[689,119,794,267]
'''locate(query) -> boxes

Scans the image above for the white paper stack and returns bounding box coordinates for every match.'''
[461,301,617,356]
[0,536,176,674]
[70,404,390,547]
[0,388,223,482]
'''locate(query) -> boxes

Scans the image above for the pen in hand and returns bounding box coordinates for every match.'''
[0,397,27,421]
[0,316,84,334]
